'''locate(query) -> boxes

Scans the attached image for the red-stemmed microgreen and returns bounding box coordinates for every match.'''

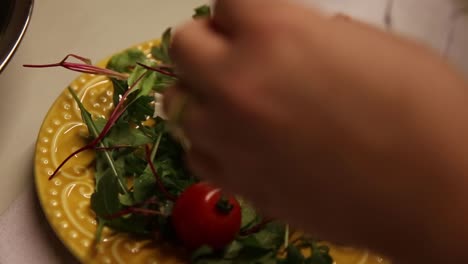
[105,196,162,219]
[106,207,163,219]
[93,145,134,152]
[136,62,178,79]
[23,54,129,80]
[48,72,148,181]
[65,87,129,194]
[157,64,175,71]
[90,72,148,143]
[145,140,177,201]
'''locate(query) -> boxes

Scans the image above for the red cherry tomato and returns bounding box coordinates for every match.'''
[171,182,242,250]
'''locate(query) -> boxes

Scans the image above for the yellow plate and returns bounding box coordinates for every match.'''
[34,40,390,264]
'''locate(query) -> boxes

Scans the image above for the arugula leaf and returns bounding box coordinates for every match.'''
[305,244,333,264]
[223,241,244,259]
[109,79,155,124]
[240,223,286,250]
[105,121,153,146]
[90,164,122,217]
[133,154,193,203]
[106,214,154,236]
[192,245,216,261]
[110,78,128,108]
[284,245,305,263]
[68,87,128,194]
[238,198,258,229]
[193,223,286,264]
[118,193,134,206]
[95,218,106,243]
[153,73,176,93]
[127,66,154,97]
[92,117,107,134]
[133,168,156,203]
[193,5,212,18]
[68,87,100,138]
[107,48,146,73]
[151,28,172,65]
[121,151,147,177]
[93,153,107,185]
[126,95,154,122]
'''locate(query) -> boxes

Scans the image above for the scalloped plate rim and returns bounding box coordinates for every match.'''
[33,38,160,263]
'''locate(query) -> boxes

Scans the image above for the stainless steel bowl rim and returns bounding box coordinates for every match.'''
[0,0,34,73]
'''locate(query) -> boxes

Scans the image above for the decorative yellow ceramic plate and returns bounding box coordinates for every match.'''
[34,40,390,264]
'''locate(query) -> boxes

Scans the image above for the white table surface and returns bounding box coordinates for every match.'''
[0,0,466,263]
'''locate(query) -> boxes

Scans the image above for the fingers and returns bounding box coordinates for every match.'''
[185,147,221,181]
[213,0,303,35]
[163,85,188,124]
[163,85,222,153]
[171,19,228,99]
[212,0,257,34]
[164,88,223,181]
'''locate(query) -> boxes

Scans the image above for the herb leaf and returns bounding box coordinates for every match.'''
[284,245,305,263]
[151,28,172,65]
[105,121,153,146]
[68,87,128,194]
[193,5,212,18]
[107,48,146,73]
[90,159,122,217]
[239,199,258,229]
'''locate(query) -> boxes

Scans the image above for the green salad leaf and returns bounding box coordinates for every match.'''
[193,5,212,18]
[90,157,122,217]
[151,28,172,65]
[107,48,146,73]
[104,121,153,146]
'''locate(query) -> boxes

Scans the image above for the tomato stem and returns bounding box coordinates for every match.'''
[216,196,234,214]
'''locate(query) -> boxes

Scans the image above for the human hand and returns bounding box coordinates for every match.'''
[166,1,468,262]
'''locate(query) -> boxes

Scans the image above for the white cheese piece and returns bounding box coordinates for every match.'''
[153,92,167,119]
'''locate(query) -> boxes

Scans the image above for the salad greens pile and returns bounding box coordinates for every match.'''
[31,5,334,264]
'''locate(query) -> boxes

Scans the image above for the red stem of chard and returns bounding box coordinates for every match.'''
[48,145,93,180]
[93,145,134,151]
[145,145,177,201]
[48,72,147,180]
[23,54,128,80]
[136,62,178,78]
[106,207,162,219]
[240,218,274,236]
[105,196,159,219]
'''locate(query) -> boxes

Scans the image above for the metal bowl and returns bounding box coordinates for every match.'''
[0,0,34,73]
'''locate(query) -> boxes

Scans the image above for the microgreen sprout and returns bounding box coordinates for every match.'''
[24,54,129,80]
